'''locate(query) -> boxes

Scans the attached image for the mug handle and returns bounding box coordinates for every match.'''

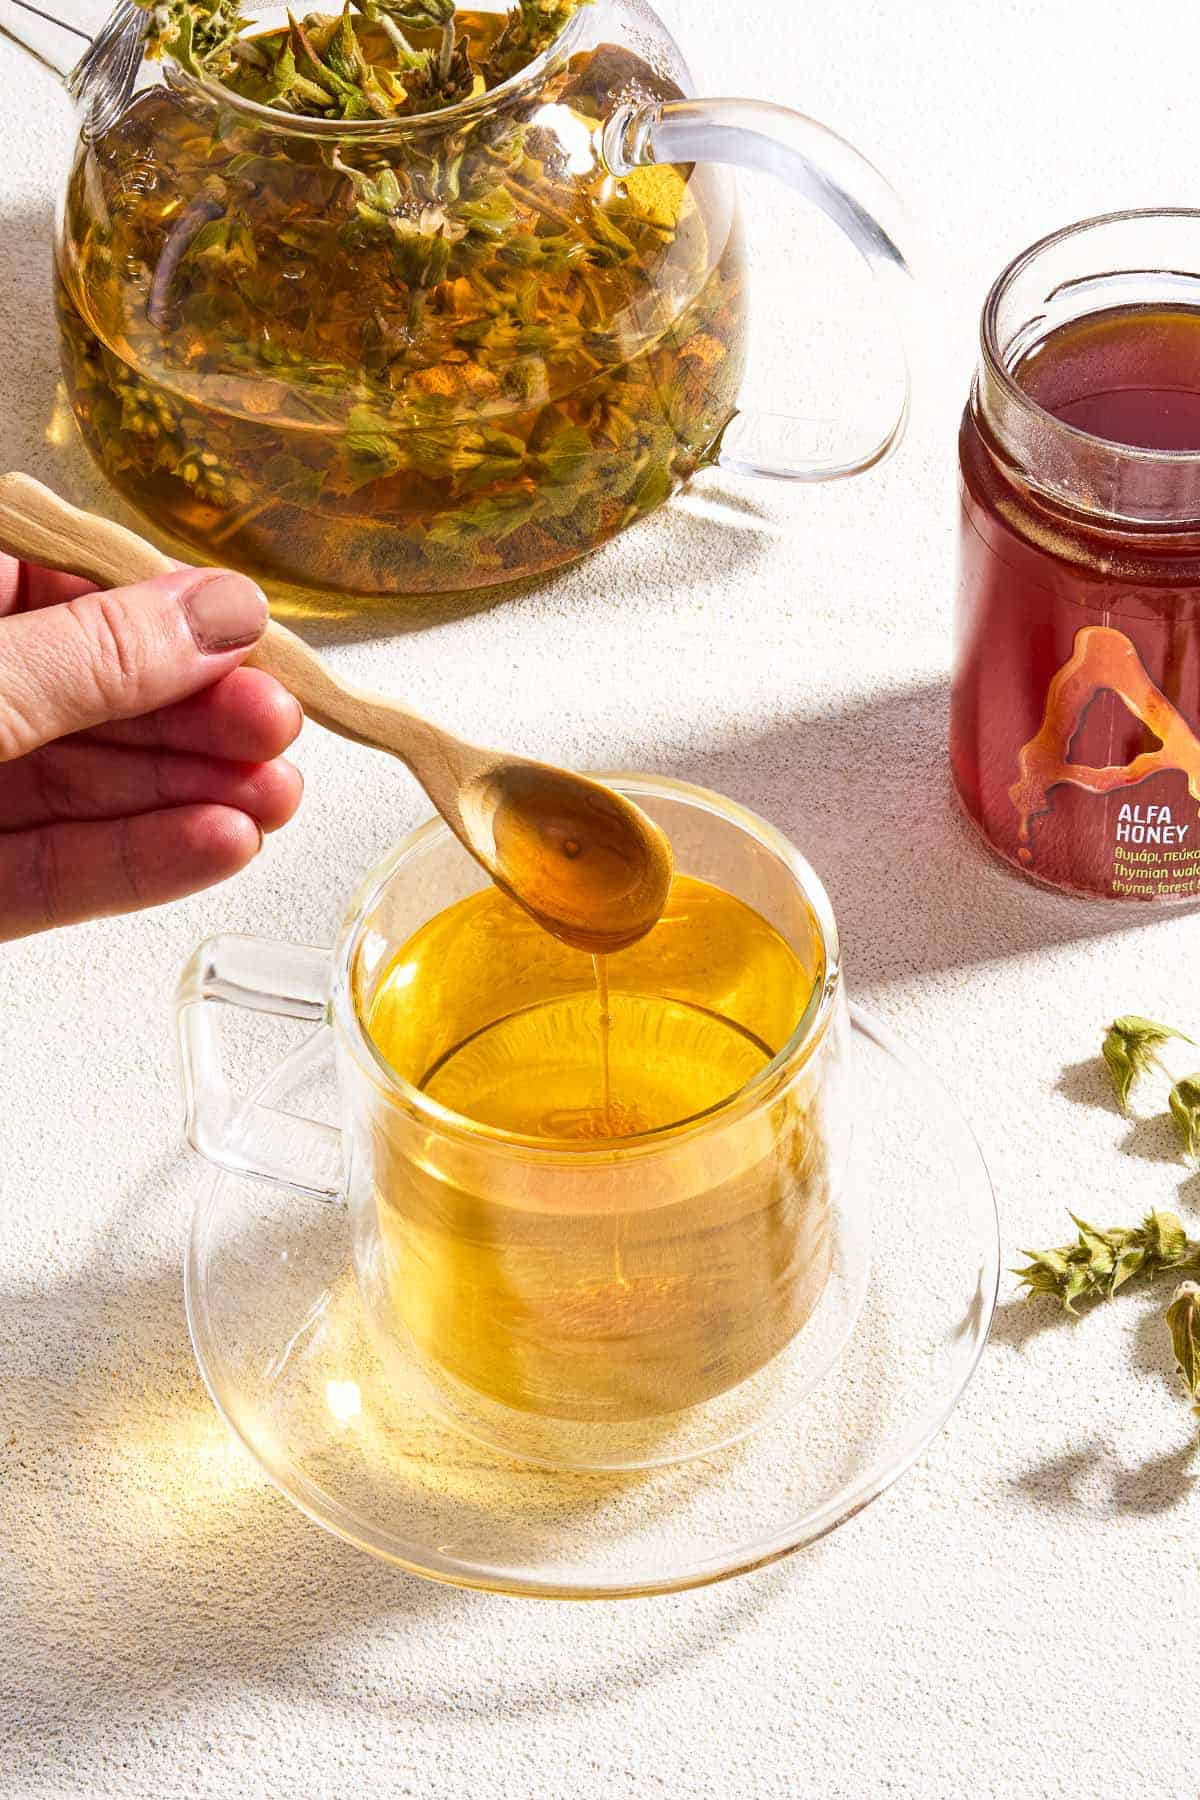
[603,97,917,482]
[176,934,345,1204]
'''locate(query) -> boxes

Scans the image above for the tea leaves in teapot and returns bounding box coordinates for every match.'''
[58,4,748,596]
[138,0,585,113]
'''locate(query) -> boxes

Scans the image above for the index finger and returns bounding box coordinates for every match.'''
[82,665,304,761]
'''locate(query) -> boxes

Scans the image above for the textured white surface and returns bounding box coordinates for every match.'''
[2,2,1199,1795]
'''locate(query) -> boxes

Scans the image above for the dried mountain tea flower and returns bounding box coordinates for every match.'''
[1018,1203,1200,1423]
[1101,1015,1191,1115]
[1166,1283,1200,1413]
[1168,1075,1200,1167]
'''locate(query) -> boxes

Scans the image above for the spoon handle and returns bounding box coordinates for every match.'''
[0,473,432,762]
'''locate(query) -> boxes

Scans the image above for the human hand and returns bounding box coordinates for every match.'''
[0,558,303,940]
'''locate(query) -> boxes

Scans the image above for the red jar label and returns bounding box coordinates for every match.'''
[1010,625,1200,896]
[952,487,1200,903]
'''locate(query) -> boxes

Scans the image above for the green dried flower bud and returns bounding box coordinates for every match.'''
[1166,1283,1200,1414]
[1169,1075,1200,1167]
[1102,1015,1191,1114]
[1143,1209,1190,1264]
[382,0,454,24]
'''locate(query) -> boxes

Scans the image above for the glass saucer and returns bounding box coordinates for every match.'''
[185,1007,998,1600]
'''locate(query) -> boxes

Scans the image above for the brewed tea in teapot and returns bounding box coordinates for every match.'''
[35,0,916,599]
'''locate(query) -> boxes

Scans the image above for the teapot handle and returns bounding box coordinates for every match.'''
[0,0,89,81]
[603,97,918,483]
[0,0,145,138]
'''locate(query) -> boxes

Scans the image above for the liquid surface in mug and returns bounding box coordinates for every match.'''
[366,874,808,1138]
[360,875,832,1423]
[954,304,1200,901]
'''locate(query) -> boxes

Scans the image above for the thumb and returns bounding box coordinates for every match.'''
[0,567,269,761]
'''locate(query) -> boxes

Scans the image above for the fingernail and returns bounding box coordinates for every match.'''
[181,571,268,654]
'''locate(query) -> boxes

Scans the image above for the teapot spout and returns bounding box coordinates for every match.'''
[0,0,90,81]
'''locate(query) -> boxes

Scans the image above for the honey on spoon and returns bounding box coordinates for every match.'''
[0,473,673,958]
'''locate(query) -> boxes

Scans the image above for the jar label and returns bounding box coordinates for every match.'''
[956,602,1200,900]
[1010,625,1200,897]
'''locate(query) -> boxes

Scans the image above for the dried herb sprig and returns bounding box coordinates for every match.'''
[1015,1210,1198,1313]
[1098,1015,1200,1170]
[1016,1213,1200,1416]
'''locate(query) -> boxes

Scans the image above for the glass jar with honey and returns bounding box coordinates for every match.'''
[953,211,1200,903]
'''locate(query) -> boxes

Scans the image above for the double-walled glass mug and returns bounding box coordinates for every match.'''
[176,779,863,1472]
[6,0,914,599]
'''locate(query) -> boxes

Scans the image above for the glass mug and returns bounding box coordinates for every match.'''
[953,210,1200,903]
[7,0,914,599]
[176,778,862,1471]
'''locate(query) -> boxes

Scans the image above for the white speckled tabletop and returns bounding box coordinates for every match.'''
[2,3,1198,1795]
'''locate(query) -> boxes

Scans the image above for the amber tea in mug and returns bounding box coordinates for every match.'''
[953,211,1200,902]
[363,873,826,1424]
[179,780,854,1471]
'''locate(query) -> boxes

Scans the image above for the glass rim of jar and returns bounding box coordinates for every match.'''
[330,773,843,1159]
[161,2,591,141]
[979,205,1200,479]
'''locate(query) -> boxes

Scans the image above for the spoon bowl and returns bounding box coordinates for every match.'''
[471,760,673,955]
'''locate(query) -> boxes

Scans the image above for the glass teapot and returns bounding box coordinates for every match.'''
[8,0,915,599]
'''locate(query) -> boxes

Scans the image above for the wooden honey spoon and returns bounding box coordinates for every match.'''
[0,474,673,955]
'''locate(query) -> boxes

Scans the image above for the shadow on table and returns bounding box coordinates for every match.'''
[995,1289,1199,1517]
[655,679,1178,993]
[987,1298,1067,1354]
[271,486,779,647]
[0,201,99,500]
[0,1156,790,1771]
[1011,1436,1198,1519]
